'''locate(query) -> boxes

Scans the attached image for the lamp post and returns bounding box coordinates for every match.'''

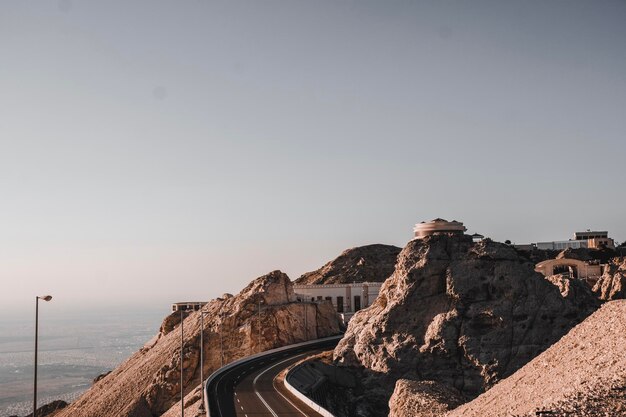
[34,295,52,417]
[304,300,309,340]
[180,308,183,417]
[257,299,265,353]
[198,308,209,414]
[219,313,224,367]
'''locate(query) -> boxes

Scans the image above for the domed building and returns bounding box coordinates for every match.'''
[413,218,467,239]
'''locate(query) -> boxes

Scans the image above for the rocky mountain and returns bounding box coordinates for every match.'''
[446,300,626,416]
[52,270,342,417]
[295,244,401,285]
[593,257,626,301]
[329,234,599,415]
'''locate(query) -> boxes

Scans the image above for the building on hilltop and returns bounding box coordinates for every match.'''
[413,218,467,239]
[535,258,603,283]
[293,282,382,323]
[471,233,485,242]
[536,230,615,251]
[171,301,207,312]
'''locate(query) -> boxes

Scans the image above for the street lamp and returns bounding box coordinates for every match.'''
[219,312,225,368]
[179,308,188,417]
[34,295,52,417]
[257,299,265,353]
[198,308,209,414]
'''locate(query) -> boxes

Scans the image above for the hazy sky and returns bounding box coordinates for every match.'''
[1,1,625,316]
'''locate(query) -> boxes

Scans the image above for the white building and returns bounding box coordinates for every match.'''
[293,282,383,323]
[536,230,615,251]
[171,301,207,312]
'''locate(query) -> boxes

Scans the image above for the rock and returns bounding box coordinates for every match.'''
[296,244,401,285]
[93,371,112,384]
[332,234,598,414]
[545,274,600,308]
[388,379,464,417]
[592,257,626,301]
[159,311,182,336]
[556,247,594,261]
[446,300,626,417]
[20,400,68,417]
[52,270,342,417]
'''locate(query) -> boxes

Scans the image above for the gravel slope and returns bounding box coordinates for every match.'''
[447,300,626,417]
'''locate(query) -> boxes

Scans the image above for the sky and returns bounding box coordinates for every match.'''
[1,0,625,317]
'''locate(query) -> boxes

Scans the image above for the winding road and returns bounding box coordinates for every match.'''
[206,337,340,417]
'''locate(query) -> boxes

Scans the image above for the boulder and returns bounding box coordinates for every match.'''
[388,379,464,417]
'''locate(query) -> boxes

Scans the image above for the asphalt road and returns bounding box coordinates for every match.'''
[207,337,339,417]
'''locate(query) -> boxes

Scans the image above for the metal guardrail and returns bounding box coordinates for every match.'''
[203,334,343,417]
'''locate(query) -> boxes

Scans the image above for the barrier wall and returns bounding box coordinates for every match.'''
[284,362,336,417]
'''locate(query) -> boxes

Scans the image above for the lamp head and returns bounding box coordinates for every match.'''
[39,295,52,302]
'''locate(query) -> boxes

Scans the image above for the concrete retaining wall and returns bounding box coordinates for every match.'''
[284,363,336,417]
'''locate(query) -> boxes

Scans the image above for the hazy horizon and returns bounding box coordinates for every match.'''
[1,1,625,317]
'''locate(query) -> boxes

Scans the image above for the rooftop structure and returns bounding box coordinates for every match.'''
[471,233,485,242]
[413,218,467,239]
[171,301,207,312]
[574,231,608,240]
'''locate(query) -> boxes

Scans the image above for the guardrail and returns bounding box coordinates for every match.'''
[284,362,336,417]
[203,334,343,417]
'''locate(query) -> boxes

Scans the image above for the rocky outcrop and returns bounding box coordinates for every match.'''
[446,300,626,417]
[53,270,342,417]
[331,234,598,415]
[545,274,600,308]
[593,257,626,301]
[556,247,594,261]
[388,380,464,417]
[296,244,401,285]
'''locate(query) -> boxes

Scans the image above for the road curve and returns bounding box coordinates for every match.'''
[205,336,341,417]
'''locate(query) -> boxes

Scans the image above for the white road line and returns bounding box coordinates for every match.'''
[237,398,240,403]
[272,375,309,417]
[253,353,310,417]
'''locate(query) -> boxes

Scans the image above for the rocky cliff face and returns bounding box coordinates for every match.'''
[53,270,342,417]
[593,257,626,301]
[332,234,598,415]
[446,300,626,417]
[296,244,401,285]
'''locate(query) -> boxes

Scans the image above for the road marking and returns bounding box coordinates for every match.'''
[272,375,309,417]
[253,353,310,417]
[237,398,240,403]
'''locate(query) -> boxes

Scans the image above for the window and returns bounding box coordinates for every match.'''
[337,296,344,313]
[354,295,361,312]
